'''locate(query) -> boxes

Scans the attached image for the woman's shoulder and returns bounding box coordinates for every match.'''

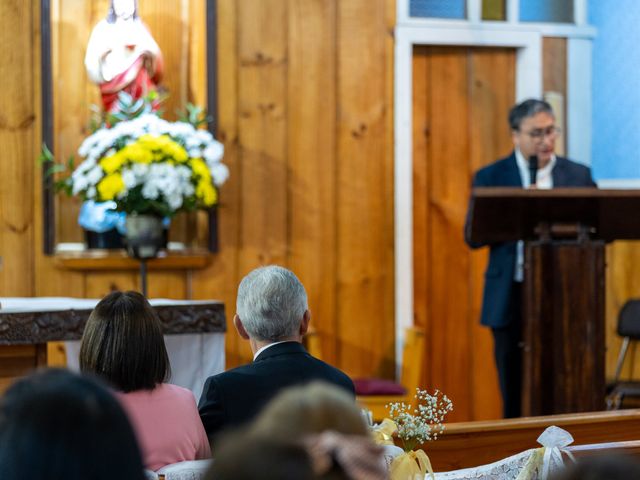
[155,383,197,400]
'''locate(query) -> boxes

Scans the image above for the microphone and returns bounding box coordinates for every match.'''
[528,155,538,187]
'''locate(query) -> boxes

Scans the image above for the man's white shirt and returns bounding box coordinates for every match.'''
[513,150,556,282]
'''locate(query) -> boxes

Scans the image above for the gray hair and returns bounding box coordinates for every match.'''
[236,266,308,342]
[508,98,554,130]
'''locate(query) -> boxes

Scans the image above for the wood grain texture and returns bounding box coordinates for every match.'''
[412,46,515,421]
[412,47,430,389]
[606,242,640,381]
[287,0,338,364]
[468,48,514,420]
[542,37,567,155]
[336,0,395,378]
[0,0,36,296]
[191,0,245,368]
[523,242,606,415]
[428,47,473,421]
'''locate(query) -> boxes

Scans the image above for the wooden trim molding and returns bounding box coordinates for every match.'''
[53,249,213,271]
[0,301,226,344]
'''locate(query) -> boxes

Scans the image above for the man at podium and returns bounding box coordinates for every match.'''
[465,98,596,418]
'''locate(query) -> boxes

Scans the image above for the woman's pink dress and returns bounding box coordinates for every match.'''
[117,383,210,471]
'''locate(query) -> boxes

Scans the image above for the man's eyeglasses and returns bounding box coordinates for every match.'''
[521,126,561,141]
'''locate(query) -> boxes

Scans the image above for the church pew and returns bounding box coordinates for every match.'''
[413,410,640,471]
[568,439,640,458]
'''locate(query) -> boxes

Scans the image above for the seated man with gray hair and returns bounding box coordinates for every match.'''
[198,265,355,439]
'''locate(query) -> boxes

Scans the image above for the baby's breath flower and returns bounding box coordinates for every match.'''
[385,388,453,452]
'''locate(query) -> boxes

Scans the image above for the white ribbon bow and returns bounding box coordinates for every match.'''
[537,426,576,479]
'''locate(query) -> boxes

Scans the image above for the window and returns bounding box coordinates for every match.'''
[482,0,506,21]
[409,0,466,19]
[519,0,574,23]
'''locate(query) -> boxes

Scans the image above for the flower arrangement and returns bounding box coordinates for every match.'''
[64,113,227,218]
[44,94,228,219]
[388,388,453,452]
[371,388,453,480]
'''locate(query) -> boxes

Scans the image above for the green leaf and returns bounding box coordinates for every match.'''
[38,143,54,165]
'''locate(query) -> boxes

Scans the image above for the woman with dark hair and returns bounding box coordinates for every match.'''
[0,369,145,480]
[80,291,210,471]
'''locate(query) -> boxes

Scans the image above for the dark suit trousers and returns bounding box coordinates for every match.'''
[491,282,523,419]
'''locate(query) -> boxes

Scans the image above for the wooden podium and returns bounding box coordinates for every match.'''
[467,188,640,416]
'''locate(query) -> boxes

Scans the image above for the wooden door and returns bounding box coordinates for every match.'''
[413,46,516,421]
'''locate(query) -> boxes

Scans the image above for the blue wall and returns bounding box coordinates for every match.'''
[590,0,640,179]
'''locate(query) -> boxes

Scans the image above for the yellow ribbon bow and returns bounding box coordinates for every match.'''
[370,418,398,446]
[389,448,435,480]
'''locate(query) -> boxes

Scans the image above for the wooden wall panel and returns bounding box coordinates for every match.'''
[0,0,36,297]
[237,0,288,272]
[413,46,515,421]
[412,47,430,387]
[191,0,244,368]
[427,48,473,421]
[336,0,395,377]
[468,49,515,420]
[542,37,567,155]
[606,242,640,381]
[287,0,338,364]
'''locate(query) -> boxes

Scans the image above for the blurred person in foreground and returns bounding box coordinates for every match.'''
[209,382,386,480]
[549,455,640,480]
[0,369,145,480]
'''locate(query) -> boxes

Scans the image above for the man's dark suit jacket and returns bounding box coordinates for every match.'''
[465,152,596,328]
[198,341,355,438]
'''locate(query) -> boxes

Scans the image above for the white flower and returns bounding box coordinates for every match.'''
[86,165,104,185]
[210,163,229,186]
[121,169,138,189]
[142,182,160,200]
[132,163,149,178]
[167,193,183,211]
[195,129,213,143]
[203,142,224,164]
[72,175,89,195]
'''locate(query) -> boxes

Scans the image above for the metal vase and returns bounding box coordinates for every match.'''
[124,214,165,259]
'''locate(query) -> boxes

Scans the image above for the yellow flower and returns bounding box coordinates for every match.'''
[138,134,188,163]
[191,158,211,180]
[97,173,125,201]
[196,180,217,206]
[100,152,125,174]
[122,142,153,164]
[169,143,189,163]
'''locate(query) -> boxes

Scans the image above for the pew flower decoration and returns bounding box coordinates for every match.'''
[375,389,453,480]
[389,389,453,452]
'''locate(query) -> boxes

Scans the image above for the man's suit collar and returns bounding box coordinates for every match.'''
[501,152,523,187]
[551,156,571,185]
[505,151,570,186]
[253,341,307,362]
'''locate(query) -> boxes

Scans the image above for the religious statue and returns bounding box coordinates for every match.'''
[84,0,163,112]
